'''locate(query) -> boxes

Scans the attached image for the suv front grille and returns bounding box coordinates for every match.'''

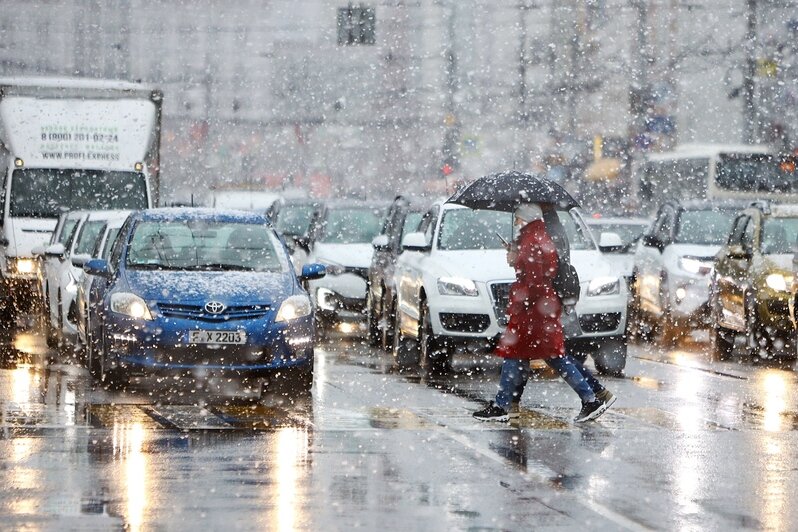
[579,312,621,333]
[489,282,512,327]
[158,303,270,321]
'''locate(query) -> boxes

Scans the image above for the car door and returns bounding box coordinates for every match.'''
[636,206,673,315]
[727,215,758,331]
[47,214,84,328]
[394,206,438,331]
[715,214,749,331]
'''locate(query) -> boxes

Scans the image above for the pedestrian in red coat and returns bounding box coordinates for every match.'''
[473,203,616,423]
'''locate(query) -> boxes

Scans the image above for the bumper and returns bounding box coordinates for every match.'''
[312,274,368,322]
[103,313,315,375]
[667,275,711,324]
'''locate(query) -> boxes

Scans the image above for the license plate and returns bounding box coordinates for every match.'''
[188,330,246,345]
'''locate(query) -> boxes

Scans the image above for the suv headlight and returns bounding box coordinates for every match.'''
[276,295,313,322]
[10,258,37,275]
[587,276,620,297]
[766,273,792,292]
[437,276,479,297]
[110,292,153,320]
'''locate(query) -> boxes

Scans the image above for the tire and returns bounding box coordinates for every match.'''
[98,327,128,389]
[744,291,766,361]
[593,338,627,376]
[263,364,314,397]
[658,314,681,348]
[366,289,381,347]
[85,315,100,377]
[380,297,396,352]
[711,326,734,361]
[392,306,419,369]
[419,301,450,374]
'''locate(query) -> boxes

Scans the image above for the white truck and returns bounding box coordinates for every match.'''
[0,77,161,325]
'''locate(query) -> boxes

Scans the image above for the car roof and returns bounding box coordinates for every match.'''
[84,210,132,222]
[586,217,651,225]
[132,208,270,224]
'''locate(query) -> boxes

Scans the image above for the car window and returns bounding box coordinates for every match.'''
[59,218,79,245]
[74,220,106,256]
[761,217,798,255]
[741,218,756,254]
[417,207,439,244]
[438,209,512,251]
[399,212,424,248]
[674,210,736,245]
[588,223,648,247]
[126,220,288,272]
[318,207,385,244]
[654,210,673,243]
[101,228,122,261]
[559,211,597,250]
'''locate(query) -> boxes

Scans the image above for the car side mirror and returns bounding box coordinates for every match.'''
[598,232,625,253]
[372,234,390,251]
[402,232,431,252]
[641,234,665,252]
[300,263,326,281]
[71,254,91,268]
[45,243,66,259]
[83,258,111,278]
[728,244,752,260]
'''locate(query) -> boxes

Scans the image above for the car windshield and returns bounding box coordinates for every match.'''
[675,210,736,245]
[74,220,106,256]
[275,204,315,236]
[319,207,384,244]
[589,222,649,247]
[438,209,512,250]
[9,169,148,218]
[761,218,798,255]
[126,220,287,272]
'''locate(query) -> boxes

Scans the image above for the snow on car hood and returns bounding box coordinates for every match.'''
[428,248,613,283]
[125,270,294,306]
[312,243,373,268]
[669,243,723,260]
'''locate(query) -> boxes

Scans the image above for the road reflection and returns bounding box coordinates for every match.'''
[271,427,312,531]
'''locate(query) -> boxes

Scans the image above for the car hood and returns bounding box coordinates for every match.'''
[430,248,613,283]
[312,243,373,268]
[761,253,792,272]
[124,269,295,306]
[670,243,723,260]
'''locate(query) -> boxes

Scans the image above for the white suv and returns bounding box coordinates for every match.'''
[392,202,629,374]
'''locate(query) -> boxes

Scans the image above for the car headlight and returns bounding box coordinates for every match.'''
[587,276,620,297]
[678,256,712,275]
[766,273,792,292]
[11,258,37,275]
[110,292,153,320]
[437,276,479,297]
[276,295,313,322]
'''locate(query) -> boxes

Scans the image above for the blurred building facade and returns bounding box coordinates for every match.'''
[0,0,795,202]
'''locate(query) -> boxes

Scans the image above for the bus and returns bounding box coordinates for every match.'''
[634,144,798,214]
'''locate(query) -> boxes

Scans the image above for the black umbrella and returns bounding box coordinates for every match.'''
[446,171,579,212]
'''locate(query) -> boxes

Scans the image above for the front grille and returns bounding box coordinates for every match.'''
[489,282,512,327]
[158,303,270,321]
[579,312,622,333]
[149,345,273,366]
[439,313,491,333]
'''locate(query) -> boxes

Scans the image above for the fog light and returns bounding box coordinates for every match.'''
[675,287,687,303]
[287,335,313,347]
[112,333,137,343]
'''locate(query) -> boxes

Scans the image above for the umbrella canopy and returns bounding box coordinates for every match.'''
[447,171,579,212]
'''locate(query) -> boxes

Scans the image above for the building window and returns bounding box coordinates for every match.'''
[337,4,376,45]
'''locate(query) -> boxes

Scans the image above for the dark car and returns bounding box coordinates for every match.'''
[269,198,323,253]
[366,196,427,348]
[82,208,326,393]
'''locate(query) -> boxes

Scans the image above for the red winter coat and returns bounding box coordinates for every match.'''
[495,219,564,360]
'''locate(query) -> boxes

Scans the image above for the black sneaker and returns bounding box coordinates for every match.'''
[596,389,617,409]
[574,400,610,423]
[473,402,510,422]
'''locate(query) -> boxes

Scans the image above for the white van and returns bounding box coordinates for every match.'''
[0,77,160,324]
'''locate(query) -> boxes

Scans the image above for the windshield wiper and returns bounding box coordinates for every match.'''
[127,263,188,271]
[189,263,255,271]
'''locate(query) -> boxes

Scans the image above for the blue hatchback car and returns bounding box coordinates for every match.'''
[83,208,325,393]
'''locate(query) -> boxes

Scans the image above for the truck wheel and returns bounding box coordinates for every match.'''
[593,338,627,376]
[392,308,419,369]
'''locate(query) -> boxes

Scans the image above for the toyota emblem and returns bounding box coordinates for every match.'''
[204,301,226,314]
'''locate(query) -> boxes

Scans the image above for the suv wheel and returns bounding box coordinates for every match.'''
[593,337,627,376]
[392,307,419,369]
[366,289,381,347]
[745,291,766,361]
[381,297,396,352]
[419,301,450,374]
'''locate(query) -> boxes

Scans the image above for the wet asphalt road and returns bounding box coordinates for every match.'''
[2,324,798,531]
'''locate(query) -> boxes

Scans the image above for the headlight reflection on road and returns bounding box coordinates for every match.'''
[760,371,788,433]
[272,427,310,532]
[113,422,149,532]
